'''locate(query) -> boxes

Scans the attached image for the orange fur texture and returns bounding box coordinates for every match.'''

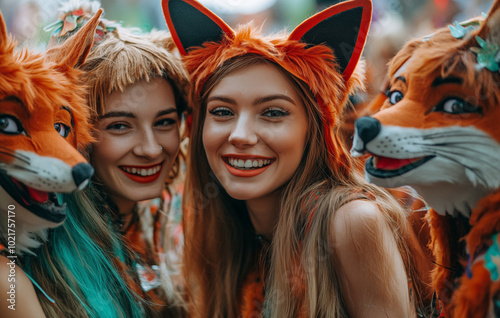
[0,10,95,166]
[0,9,101,256]
[451,190,500,317]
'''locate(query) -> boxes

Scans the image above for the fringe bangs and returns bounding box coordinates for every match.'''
[81,28,190,119]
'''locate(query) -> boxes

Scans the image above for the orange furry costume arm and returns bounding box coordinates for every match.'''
[451,190,500,317]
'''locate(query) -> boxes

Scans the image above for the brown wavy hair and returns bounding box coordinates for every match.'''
[183,54,428,317]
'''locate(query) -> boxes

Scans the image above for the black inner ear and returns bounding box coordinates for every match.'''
[299,7,362,74]
[168,0,226,52]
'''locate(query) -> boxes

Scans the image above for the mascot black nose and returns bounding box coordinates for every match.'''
[355,117,381,144]
[72,163,94,189]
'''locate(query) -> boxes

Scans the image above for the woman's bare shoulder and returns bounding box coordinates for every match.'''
[332,199,386,243]
[0,255,46,317]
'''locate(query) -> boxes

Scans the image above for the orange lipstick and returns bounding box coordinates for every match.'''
[222,154,274,178]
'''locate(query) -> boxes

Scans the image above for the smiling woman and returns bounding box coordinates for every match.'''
[163,0,431,317]
[203,62,308,204]
[76,24,190,316]
[92,78,181,214]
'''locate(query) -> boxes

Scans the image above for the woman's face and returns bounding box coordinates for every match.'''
[92,78,180,212]
[203,63,308,201]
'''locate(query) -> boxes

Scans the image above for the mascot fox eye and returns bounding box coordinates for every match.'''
[0,115,26,135]
[385,90,482,115]
[386,90,404,105]
[54,123,71,137]
[433,97,482,115]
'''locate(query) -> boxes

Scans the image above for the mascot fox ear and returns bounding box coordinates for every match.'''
[466,0,500,52]
[289,0,372,81]
[46,8,103,68]
[0,11,8,49]
[162,0,371,82]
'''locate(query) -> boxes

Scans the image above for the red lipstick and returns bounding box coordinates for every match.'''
[119,163,163,183]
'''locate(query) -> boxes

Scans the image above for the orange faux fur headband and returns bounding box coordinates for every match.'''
[163,0,372,173]
[183,26,362,126]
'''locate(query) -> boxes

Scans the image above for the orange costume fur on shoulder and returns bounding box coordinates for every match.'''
[0,9,99,254]
[352,0,500,316]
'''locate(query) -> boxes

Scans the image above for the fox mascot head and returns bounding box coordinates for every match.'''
[0,10,101,254]
[352,0,500,316]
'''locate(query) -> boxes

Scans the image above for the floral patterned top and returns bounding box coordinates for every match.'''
[122,179,184,316]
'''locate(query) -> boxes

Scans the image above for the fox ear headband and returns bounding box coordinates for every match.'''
[162,0,372,174]
[162,0,371,82]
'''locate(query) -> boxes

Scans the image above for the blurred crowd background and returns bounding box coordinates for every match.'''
[0,0,493,98]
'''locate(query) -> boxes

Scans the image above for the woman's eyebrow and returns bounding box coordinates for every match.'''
[99,111,135,119]
[207,95,237,105]
[156,108,177,117]
[254,94,295,105]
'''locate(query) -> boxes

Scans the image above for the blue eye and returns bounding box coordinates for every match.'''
[0,115,25,135]
[208,107,233,117]
[386,90,404,105]
[54,123,71,138]
[262,108,289,118]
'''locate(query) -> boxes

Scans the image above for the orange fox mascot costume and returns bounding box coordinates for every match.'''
[352,0,500,316]
[0,10,98,254]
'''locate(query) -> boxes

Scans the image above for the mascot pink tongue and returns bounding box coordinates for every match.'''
[373,156,423,170]
[11,179,50,204]
[26,188,49,204]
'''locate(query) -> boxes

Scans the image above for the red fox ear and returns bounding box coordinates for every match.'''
[162,0,234,56]
[46,9,103,68]
[0,11,8,49]
[469,0,500,47]
[289,0,372,82]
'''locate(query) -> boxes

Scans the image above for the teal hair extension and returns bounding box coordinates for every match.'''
[24,183,145,318]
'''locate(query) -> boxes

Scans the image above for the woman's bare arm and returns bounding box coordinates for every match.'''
[332,200,413,318]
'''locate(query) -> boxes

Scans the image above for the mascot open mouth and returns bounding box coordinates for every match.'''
[365,155,435,178]
[0,171,67,223]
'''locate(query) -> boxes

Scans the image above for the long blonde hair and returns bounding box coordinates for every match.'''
[183,54,426,317]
